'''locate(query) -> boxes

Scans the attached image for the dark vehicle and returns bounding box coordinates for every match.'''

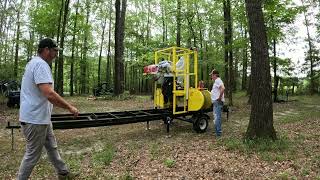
[3,80,20,108]
[93,82,113,96]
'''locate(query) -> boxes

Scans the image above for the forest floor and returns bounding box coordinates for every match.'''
[0,92,320,179]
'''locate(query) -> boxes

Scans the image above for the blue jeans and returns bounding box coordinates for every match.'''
[213,100,223,136]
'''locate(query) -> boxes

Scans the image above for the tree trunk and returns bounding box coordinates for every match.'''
[70,0,79,96]
[81,0,90,94]
[272,38,278,102]
[54,0,64,89]
[98,8,108,85]
[223,0,229,99]
[227,0,233,106]
[270,15,279,102]
[14,4,22,80]
[161,0,167,43]
[245,0,276,140]
[106,0,113,88]
[242,27,248,90]
[114,0,127,95]
[234,49,238,91]
[176,0,181,47]
[301,0,316,94]
[57,0,70,96]
[0,0,8,63]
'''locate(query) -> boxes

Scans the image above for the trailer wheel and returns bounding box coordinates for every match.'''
[193,115,208,133]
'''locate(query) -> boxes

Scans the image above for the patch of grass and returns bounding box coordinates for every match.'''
[312,155,320,167]
[164,158,175,168]
[150,143,160,160]
[221,136,294,162]
[65,154,83,172]
[279,105,320,124]
[259,152,286,162]
[301,168,310,176]
[63,137,95,149]
[92,143,115,166]
[222,137,247,153]
[277,171,290,180]
[119,172,134,180]
[243,136,291,152]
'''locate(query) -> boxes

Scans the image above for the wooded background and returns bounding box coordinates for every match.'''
[0,0,319,99]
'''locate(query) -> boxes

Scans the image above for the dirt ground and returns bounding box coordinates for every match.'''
[0,93,319,179]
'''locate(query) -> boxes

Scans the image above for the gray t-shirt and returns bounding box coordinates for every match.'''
[19,56,53,124]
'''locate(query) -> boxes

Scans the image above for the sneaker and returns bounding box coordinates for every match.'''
[58,172,80,180]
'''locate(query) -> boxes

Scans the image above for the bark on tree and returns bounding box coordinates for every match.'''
[271,15,279,102]
[57,0,70,95]
[106,0,113,88]
[114,0,127,95]
[98,6,108,85]
[54,0,64,89]
[301,0,316,94]
[176,0,181,47]
[14,2,22,80]
[245,0,277,140]
[227,0,233,106]
[81,0,90,94]
[70,0,79,96]
[161,0,167,43]
[223,0,233,106]
[242,27,248,90]
[223,0,229,99]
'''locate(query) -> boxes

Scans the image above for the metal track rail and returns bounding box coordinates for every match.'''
[49,109,170,129]
[6,107,212,130]
[5,108,212,150]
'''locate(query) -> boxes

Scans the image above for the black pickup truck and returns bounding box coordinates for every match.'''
[1,80,20,108]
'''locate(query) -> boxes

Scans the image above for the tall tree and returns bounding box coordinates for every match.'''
[70,0,80,96]
[14,0,23,80]
[264,0,300,101]
[176,0,181,47]
[57,0,70,95]
[245,0,277,140]
[223,0,233,106]
[106,0,113,88]
[114,0,127,95]
[241,28,248,90]
[54,0,64,90]
[81,0,91,94]
[301,0,318,94]
[98,2,108,85]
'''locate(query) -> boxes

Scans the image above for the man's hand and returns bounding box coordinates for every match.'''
[68,105,79,118]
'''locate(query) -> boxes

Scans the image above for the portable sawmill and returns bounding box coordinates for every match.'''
[7,47,213,140]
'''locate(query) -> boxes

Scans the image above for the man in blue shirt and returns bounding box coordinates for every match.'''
[18,38,79,180]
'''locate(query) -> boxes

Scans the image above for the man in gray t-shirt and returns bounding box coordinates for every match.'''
[18,38,79,180]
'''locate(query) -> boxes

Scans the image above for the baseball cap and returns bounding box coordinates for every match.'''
[38,38,62,50]
[209,69,219,75]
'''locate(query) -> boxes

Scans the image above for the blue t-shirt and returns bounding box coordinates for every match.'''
[19,56,53,124]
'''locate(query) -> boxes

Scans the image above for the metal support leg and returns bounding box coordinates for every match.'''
[166,117,171,133]
[146,121,150,130]
[11,128,14,151]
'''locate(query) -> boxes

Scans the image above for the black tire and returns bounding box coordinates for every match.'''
[193,115,208,133]
[163,116,172,125]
